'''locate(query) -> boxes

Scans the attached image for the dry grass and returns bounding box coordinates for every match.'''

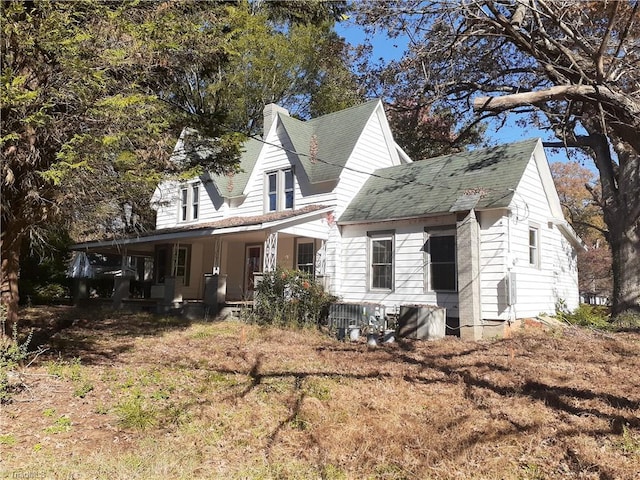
[2,306,640,479]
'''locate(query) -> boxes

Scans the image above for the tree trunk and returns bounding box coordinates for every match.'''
[1,228,22,336]
[609,219,640,316]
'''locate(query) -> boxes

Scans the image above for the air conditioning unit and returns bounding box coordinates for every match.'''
[397,304,446,340]
[328,303,385,331]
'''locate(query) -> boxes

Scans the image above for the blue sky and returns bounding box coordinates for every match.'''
[335,21,575,166]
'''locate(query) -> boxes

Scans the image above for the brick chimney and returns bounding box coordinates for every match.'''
[263,103,289,138]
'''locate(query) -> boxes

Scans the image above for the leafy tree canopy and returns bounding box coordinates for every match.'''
[1,0,357,329]
[356,0,640,315]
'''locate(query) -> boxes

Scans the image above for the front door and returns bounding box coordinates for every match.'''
[244,245,263,298]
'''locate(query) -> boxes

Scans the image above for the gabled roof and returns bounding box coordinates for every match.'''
[278,99,381,184]
[186,99,387,197]
[339,138,541,224]
[210,137,262,198]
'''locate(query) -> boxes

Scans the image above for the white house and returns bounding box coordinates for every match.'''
[71,99,584,340]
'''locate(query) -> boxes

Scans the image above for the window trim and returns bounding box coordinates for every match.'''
[154,244,191,286]
[191,184,199,220]
[424,230,457,292]
[528,225,540,268]
[296,239,315,276]
[264,168,294,213]
[368,230,394,292]
[178,181,201,222]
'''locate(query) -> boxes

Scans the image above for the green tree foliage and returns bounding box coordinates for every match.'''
[215,1,361,134]
[1,0,359,330]
[357,0,640,316]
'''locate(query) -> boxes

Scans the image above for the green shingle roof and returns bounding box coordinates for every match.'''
[279,99,381,184]
[339,139,540,224]
[210,137,262,198]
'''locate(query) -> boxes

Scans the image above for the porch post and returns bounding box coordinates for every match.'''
[73,278,89,306]
[113,247,130,309]
[113,275,131,309]
[211,237,222,274]
[456,210,482,340]
[263,232,278,272]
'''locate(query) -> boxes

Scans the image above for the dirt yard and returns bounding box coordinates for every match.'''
[2,306,639,479]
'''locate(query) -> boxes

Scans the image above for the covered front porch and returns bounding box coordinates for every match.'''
[70,206,333,317]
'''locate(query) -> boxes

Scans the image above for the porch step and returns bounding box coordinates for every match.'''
[214,301,254,321]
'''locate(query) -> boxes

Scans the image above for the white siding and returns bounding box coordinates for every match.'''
[335,108,400,218]
[478,210,510,320]
[507,152,580,317]
[338,219,454,314]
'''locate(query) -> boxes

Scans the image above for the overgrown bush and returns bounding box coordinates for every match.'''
[557,303,611,330]
[253,268,336,328]
[1,306,33,403]
[611,311,640,330]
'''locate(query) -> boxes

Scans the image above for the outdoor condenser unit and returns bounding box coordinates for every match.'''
[397,304,446,340]
[328,302,385,330]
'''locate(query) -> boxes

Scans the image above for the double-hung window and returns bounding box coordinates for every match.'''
[296,241,315,275]
[529,226,540,267]
[369,232,394,290]
[427,234,456,291]
[265,168,294,212]
[179,182,200,222]
[180,187,188,221]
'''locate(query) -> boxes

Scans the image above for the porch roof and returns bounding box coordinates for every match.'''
[71,205,332,253]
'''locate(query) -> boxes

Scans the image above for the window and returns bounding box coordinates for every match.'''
[284,169,294,209]
[179,182,200,222]
[369,233,394,290]
[173,247,191,285]
[154,245,191,286]
[267,172,277,211]
[192,184,199,220]
[429,235,456,291]
[296,241,315,275]
[529,227,539,267]
[180,187,188,221]
[265,168,294,212]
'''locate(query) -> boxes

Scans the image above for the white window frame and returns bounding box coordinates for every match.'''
[265,168,294,212]
[368,231,394,291]
[296,240,315,276]
[192,184,199,220]
[178,181,200,222]
[529,225,540,268]
[425,231,457,292]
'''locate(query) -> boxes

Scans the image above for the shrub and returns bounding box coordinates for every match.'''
[33,283,70,304]
[253,268,336,328]
[1,306,33,403]
[558,304,611,330]
[611,311,640,330]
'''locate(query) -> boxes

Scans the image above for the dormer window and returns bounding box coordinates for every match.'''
[179,182,200,222]
[265,168,294,212]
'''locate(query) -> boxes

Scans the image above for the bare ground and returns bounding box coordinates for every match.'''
[1,306,640,479]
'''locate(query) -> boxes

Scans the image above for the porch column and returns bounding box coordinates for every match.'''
[211,237,222,274]
[263,232,278,272]
[113,247,130,309]
[456,210,482,340]
[73,278,89,306]
[113,275,131,309]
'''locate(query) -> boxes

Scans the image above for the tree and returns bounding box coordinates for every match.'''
[1,0,359,332]
[357,0,640,316]
[1,1,239,331]
[550,162,612,297]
